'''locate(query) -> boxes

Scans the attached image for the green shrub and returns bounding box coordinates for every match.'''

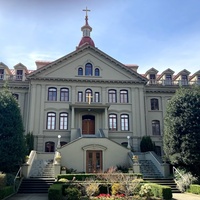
[65,187,81,200]
[48,183,63,200]
[111,183,124,195]
[188,184,200,194]
[86,182,99,197]
[57,174,96,181]
[140,136,155,152]
[148,183,172,200]
[0,186,14,200]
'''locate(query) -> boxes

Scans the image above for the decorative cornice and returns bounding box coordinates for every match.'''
[28,76,146,84]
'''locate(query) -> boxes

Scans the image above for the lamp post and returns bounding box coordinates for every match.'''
[57,135,61,149]
[127,136,131,149]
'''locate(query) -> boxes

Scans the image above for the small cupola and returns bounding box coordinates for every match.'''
[77,7,95,49]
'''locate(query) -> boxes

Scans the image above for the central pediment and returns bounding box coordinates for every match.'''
[27,45,147,84]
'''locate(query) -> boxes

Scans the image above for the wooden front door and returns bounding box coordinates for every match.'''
[86,150,102,173]
[82,115,95,134]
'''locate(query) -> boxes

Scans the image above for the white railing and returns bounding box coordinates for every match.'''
[14,167,22,192]
[173,166,186,182]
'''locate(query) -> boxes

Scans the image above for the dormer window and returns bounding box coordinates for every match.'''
[197,76,200,85]
[165,74,172,85]
[0,69,4,80]
[149,74,156,84]
[16,70,23,80]
[181,75,188,85]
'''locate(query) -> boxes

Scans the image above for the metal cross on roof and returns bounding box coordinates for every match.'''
[83,6,91,17]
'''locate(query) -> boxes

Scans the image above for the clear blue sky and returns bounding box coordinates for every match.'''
[0,0,200,74]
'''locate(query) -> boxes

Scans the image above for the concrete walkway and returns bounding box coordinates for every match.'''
[173,193,200,200]
[6,193,48,200]
[5,193,200,200]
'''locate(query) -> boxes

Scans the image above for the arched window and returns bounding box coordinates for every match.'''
[60,88,69,101]
[108,89,117,103]
[85,89,93,103]
[121,114,129,131]
[109,114,117,130]
[152,120,160,135]
[85,63,93,76]
[78,67,83,76]
[48,87,57,101]
[151,98,159,110]
[59,112,68,130]
[47,112,56,129]
[120,90,128,103]
[95,68,100,76]
[45,141,55,152]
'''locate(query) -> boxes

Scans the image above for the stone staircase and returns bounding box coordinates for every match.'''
[140,160,163,178]
[29,159,54,178]
[18,178,55,193]
[144,178,181,193]
[18,159,55,193]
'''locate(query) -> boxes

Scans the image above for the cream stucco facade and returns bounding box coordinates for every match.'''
[0,13,200,173]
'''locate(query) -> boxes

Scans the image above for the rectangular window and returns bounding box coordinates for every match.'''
[109,114,117,130]
[60,88,69,101]
[152,120,160,135]
[48,88,57,101]
[165,74,172,85]
[120,90,128,103]
[149,74,156,84]
[59,113,68,130]
[78,91,83,102]
[94,92,100,103]
[151,98,159,110]
[181,75,188,85]
[0,69,4,80]
[121,114,129,131]
[47,113,56,129]
[108,90,117,103]
[16,70,23,80]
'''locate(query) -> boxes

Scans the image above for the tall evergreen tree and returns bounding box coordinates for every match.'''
[0,85,27,173]
[163,86,200,177]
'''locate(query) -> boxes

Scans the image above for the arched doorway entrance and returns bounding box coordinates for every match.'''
[82,115,95,134]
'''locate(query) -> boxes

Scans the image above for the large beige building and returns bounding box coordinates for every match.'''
[0,12,200,173]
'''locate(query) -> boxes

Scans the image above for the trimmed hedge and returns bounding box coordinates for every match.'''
[48,183,63,200]
[188,184,200,195]
[0,186,14,200]
[148,183,172,200]
[57,173,142,181]
[57,174,96,181]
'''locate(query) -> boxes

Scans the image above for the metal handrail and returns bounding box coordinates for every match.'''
[14,167,22,192]
[173,166,187,182]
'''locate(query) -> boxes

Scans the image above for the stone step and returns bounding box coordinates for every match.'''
[18,178,55,193]
[144,178,181,193]
[29,159,54,178]
[139,160,163,178]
